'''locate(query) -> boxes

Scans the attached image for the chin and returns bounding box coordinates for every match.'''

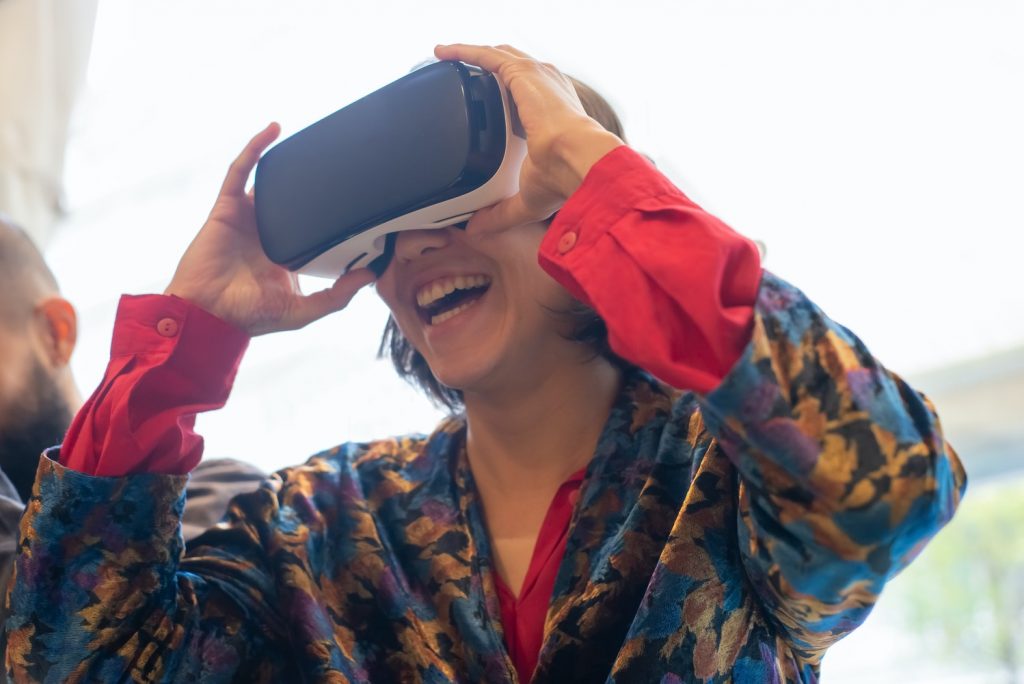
[427,356,499,398]
[430,342,559,403]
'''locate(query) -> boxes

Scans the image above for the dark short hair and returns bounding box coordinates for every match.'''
[379,75,631,411]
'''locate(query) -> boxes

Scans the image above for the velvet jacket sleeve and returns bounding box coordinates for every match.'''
[5,454,299,682]
[3,299,295,682]
[539,146,967,661]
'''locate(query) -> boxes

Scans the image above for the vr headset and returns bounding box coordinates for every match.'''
[254,61,527,277]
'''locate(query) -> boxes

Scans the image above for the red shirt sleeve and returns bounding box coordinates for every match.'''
[539,145,762,394]
[60,294,249,476]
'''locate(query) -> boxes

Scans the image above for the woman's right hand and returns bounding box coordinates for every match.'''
[165,123,375,336]
[433,43,624,234]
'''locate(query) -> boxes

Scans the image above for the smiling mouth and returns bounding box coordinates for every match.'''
[416,275,492,326]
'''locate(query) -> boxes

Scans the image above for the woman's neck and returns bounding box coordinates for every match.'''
[463,355,622,497]
[461,354,622,596]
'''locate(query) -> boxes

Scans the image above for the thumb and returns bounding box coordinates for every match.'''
[466,194,555,235]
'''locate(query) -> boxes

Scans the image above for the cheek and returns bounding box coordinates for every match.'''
[372,270,395,304]
[522,266,574,314]
[373,284,421,347]
[0,342,28,398]
[0,365,31,427]
[373,278,404,319]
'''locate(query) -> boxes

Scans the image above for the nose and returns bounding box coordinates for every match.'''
[393,228,452,263]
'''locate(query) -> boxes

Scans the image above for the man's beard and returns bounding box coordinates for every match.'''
[0,359,73,502]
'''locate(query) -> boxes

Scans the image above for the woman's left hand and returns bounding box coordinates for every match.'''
[165,123,375,335]
[433,43,623,233]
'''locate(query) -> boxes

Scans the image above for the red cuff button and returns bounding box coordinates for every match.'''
[567,489,581,507]
[156,317,180,337]
[557,231,578,254]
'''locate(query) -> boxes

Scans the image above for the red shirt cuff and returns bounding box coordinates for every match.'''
[61,294,249,476]
[539,146,762,393]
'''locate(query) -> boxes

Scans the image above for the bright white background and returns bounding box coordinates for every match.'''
[45,2,1022,679]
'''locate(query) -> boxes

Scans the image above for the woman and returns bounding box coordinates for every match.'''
[6,44,965,683]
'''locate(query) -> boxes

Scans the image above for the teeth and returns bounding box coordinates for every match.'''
[430,298,479,325]
[416,274,491,308]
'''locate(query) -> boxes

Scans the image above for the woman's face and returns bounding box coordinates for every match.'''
[374,224,579,397]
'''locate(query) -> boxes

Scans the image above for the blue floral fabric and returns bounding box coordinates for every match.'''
[5,272,965,682]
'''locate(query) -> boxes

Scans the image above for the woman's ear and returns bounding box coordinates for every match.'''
[33,296,77,367]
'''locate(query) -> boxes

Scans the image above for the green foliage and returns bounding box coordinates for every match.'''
[896,479,1024,680]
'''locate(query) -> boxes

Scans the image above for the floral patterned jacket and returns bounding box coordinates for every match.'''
[5,269,965,682]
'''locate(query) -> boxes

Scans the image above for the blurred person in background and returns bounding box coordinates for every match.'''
[0,215,81,510]
[0,216,266,615]
[5,45,966,683]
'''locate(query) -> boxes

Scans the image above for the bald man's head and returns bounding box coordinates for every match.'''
[0,215,60,328]
[0,216,78,502]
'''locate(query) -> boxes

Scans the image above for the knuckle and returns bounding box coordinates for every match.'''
[504,59,539,77]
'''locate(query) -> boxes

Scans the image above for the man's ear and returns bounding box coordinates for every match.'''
[33,296,78,367]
